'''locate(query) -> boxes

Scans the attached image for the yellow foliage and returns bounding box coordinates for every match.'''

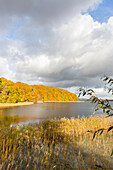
[0,77,78,103]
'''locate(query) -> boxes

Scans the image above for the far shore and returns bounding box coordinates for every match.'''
[0,102,34,108]
[42,101,84,103]
[0,100,84,108]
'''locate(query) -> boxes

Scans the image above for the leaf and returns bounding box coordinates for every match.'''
[92,131,97,140]
[106,113,113,117]
[95,164,103,168]
[99,129,104,136]
[106,110,110,114]
[87,130,93,132]
[83,90,86,96]
[108,79,113,84]
[93,129,104,140]
[87,89,95,93]
[108,88,111,93]
[78,93,81,97]
[95,108,99,111]
[107,126,113,132]
[87,92,93,96]
[103,77,109,81]
[111,150,113,156]
[110,82,113,86]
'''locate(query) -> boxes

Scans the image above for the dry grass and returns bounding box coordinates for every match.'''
[0,116,113,169]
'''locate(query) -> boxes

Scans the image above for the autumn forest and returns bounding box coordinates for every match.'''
[0,77,78,103]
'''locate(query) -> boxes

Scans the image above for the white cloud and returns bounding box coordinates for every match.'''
[0,57,15,80]
[1,0,113,99]
[0,0,102,37]
[0,0,102,20]
[1,14,113,89]
[14,14,113,82]
[66,86,113,99]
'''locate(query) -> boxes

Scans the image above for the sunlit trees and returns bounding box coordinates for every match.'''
[0,77,78,103]
[0,78,3,103]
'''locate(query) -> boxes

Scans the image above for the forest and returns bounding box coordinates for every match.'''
[0,77,78,103]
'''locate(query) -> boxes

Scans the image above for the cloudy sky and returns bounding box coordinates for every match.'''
[0,0,113,98]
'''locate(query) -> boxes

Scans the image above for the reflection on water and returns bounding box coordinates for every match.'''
[0,110,20,128]
[0,101,108,127]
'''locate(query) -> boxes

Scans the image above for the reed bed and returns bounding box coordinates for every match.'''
[0,116,113,169]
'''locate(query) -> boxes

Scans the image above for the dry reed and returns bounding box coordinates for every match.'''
[0,116,113,169]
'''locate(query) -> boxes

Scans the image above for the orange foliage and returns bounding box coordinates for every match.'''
[0,78,78,103]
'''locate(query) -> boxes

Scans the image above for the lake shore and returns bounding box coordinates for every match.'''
[38,100,84,103]
[0,101,84,108]
[0,102,34,108]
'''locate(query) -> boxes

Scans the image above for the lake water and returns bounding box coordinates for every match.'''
[0,101,109,127]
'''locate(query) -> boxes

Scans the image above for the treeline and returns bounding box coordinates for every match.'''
[0,78,78,103]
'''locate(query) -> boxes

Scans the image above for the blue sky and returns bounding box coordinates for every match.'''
[89,0,113,23]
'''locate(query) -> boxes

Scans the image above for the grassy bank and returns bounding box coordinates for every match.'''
[0,116,113,169]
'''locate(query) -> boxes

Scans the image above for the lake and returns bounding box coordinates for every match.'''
[0,101,110,127]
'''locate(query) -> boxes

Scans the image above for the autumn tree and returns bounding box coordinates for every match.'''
[0,78,2,102]
[0,77,78,103]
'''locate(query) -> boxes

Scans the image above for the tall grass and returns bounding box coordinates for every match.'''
[0,116,113,169]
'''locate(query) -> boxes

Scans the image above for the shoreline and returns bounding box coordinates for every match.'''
[0,100,84,108]
[0,102,34,108]
[38,101,84,103]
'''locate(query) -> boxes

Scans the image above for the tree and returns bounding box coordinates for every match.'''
[79,76,113,156]
[0,78,2,102]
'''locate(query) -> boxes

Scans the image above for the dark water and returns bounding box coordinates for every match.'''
[0,101,110,127]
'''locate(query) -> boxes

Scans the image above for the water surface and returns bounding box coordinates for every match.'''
[0,101,109,127]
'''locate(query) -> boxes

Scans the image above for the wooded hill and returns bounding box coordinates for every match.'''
[0,78,78,103]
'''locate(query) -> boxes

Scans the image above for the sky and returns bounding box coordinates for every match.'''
[0,0,113,99]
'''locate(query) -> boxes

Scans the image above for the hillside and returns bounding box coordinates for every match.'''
[0,78,78,103]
